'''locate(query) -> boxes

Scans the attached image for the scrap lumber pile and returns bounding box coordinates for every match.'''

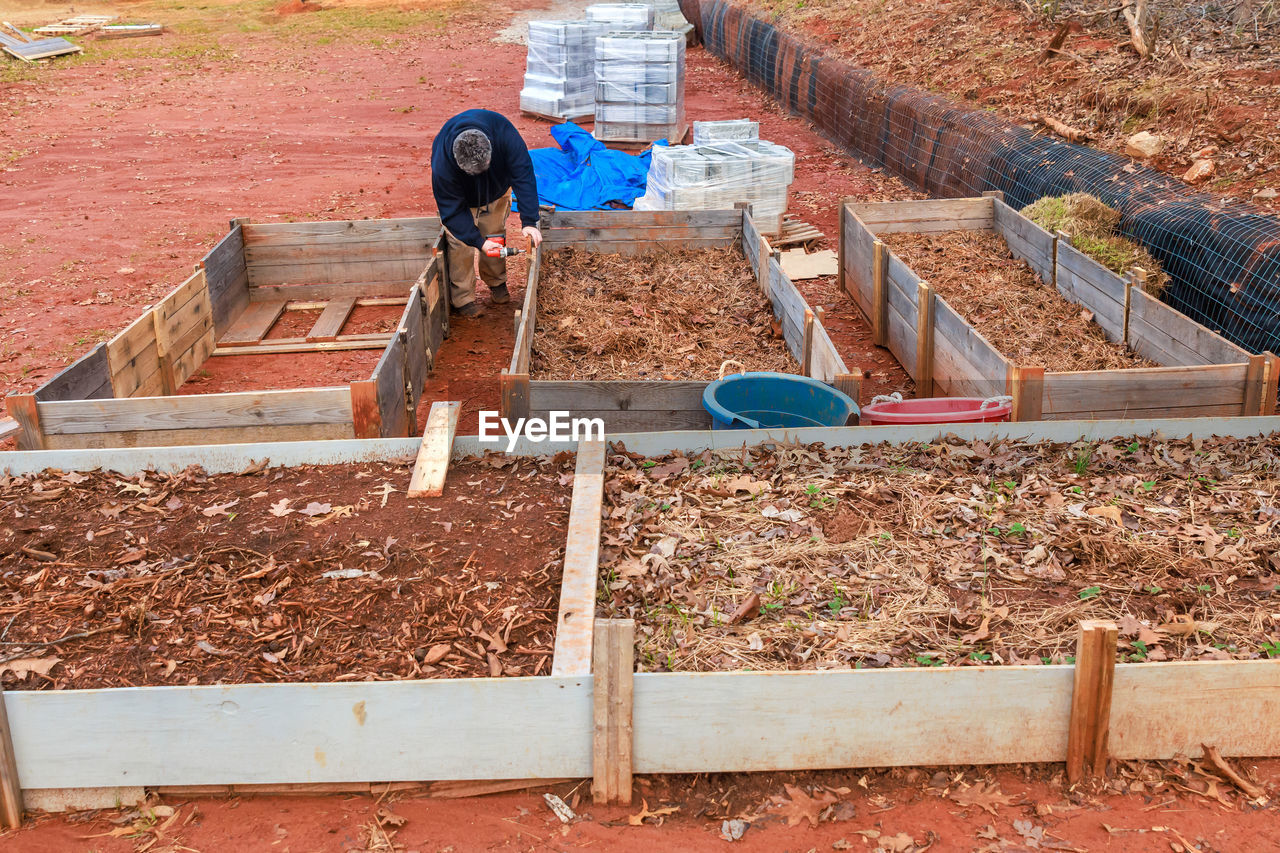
[530,247,796,380]
[882,230,1152,372]
[0,24,81,61]
[598,435,1280,671]
[0,455,572,689]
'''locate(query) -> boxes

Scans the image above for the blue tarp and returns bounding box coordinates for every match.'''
[513,122,664,213]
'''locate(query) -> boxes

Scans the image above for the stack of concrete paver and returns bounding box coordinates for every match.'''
[593,30,686,145]
[519,20,608,120]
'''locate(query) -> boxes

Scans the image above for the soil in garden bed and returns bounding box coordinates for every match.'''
[0,454,574,689]
[530,247,799,381]
[598,435,1280,672]
[882,230,1153,373]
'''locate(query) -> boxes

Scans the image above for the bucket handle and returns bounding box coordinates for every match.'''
[718,359,746,380]
[980,395,1013,410]
[869,391,903,407]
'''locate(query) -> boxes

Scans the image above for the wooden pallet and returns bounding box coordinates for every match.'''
[33,15,117,36]
[520,109,593,125]
[595,123,688,151]
[0,24,83,61]
[99,24,164,39]
[216,295,405,354]
[771,215,824,249]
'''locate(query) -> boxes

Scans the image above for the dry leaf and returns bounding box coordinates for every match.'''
[301,502,332,517]
[268,499,295,517]
[0,656,61,678]
[772,784,837,827]
[951,781,1014,815]
[202,499,239,517]
[722,475,769,496]
[628,799,679,826]
[961,615,991,644]
[1087,505,1123,525]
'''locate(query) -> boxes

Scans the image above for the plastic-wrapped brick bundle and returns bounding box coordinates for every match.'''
[633,140,796,234]
[519,20,607,120]
[643,0,694,39]
[584,3,654,30]
[692,119,759,145]
[594,31,686,145]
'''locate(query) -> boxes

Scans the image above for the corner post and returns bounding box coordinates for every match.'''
[591,618,635,806]
[872,240,888,348]
[1066,620,1118,783]
[1009,365,1045,422]
[5,395,43,451]
[915,281,934,396]
[0,692,22,829]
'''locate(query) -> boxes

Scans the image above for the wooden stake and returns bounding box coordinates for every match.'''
[407,401,460,498]
[1264,352,1279,417]
[500,370,531,422]
[1124,267,1145,346]
[915,281,934,397]
[832,373,862,423]
[1244,354,1266,416]
[0,692,23,829]
[757,235,773,297]
[837,200,847,298]
[591,618,635,806]
[982,190,1005,202]
[802,308,815,377]
[1009,365,1045,422]
[152,308,177,396]
[1066,620,1118,783]
[872,240,888,348]
[5,395,43,451]
[349,381,380,439]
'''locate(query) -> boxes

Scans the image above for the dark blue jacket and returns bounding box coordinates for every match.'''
[431,110,539,249]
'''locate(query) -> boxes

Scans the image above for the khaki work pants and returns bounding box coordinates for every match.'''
[443,191,511,308]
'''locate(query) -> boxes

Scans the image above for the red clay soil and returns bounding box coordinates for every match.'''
[4,761,1280,851]
[0,455,572,687]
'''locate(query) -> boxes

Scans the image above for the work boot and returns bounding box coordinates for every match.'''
[453,301,482,318]
[489,284,510,305]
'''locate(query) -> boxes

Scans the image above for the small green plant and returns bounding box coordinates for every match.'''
[1008,521,1027,536]
[1145,584,1163,594]
[1125,441,1140,454]
[1078,585,1102,600]
[1260,640,1280,659]
[827,581,847,616]
[1127,639,1149,662]
[1072,445,1093,476]
[915,653,945,667]
[1197,583,1214,594]
[641,460,656,468]
[968,651,993,662]
[1141,480,1155,492]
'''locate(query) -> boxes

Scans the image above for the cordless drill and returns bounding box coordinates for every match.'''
[483,234,524,258]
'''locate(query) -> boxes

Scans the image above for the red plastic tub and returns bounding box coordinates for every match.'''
[860,396,1012,426]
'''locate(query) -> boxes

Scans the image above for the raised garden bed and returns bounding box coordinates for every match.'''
[597,433,1280,672]
[0,419,1278,813]
[839,196,1278,420]
[5,217,449,450]
[503,208,857,431]
[0,454,571,689]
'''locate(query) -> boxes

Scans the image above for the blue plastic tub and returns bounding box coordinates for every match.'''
[702,372,859,430]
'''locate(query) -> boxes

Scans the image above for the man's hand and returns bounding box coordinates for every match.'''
[522,226,543,248]
[481,238,503,256]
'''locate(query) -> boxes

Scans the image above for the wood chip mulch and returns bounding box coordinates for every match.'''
[531,247,798,380]
[882,230,1153,373]
[0,454,575,689]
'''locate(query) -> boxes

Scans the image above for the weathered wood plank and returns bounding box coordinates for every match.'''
[106,310,160,378]
[4,677,591,788]
[245,240,437,268]
[592,619,635,806]
[350,381,380,439]
[241,218,440,247]
[41,422,355,450]
[846,198,993,235]
[1054,241,1126,342]
[842,208,875,317]
[0,693,24,829]
[529,408,713,432]
[170,328,216,389]
[402,286,428,409]
[1066,621,1118,782]
[219,301,285,346]
[373,335,409,438]
[202,223,250,338]
[407,401,460,498]
[306,298,357,342]
[1110,661,1280,760]
[248,281,420,302]
[1126,288,1251,367]
[212,336,393,357]
[632,666,1073,772]
[33,344,112,403]
[248,259,426,289]
[992,198,1056,285]
[530,381,708,412]
[38,388,354,435]
[544,209,741,229]
[541,238,738,255]
[552,440,606,678]
[5,396,43,451]
[931,295,1010,398]
[1041,363,1249,416]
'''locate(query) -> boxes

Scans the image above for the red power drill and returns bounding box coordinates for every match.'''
[483,234,524,258]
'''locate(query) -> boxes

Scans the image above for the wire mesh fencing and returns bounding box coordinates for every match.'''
[687,0,1280,354]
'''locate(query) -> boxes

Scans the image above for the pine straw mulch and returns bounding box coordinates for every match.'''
[597,435,1280,672]
[881,230,1154,373]
[0,454,575,690]
[530,247,798,380]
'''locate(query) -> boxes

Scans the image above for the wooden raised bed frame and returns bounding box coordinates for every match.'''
[0,416,1279,817]
[838,194,1280,420]
[5,217,450,450]
[503,208,859,431]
